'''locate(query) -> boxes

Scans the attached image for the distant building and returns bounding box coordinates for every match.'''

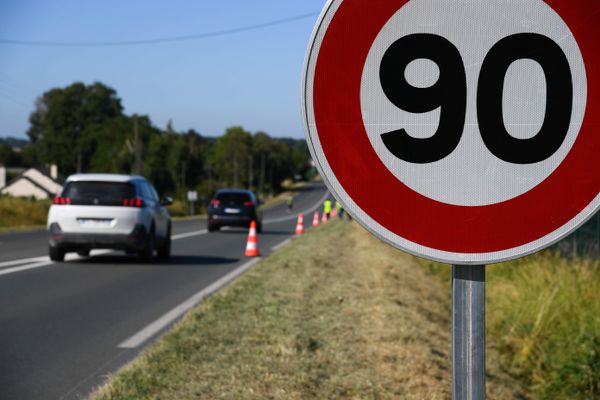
[0,165,64,200]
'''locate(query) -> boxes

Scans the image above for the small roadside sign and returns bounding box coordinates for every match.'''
[187,191,198,202]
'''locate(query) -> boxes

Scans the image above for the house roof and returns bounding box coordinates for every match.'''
[35,166,66,185]
[0,175,55,197]
[1,165,64,192]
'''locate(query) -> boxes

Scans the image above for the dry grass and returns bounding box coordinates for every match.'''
[91,221,523,399]
[0,196,50,229]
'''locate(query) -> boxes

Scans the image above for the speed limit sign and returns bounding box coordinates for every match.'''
[303,0,600,265]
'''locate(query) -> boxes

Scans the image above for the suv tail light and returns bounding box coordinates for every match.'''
[243,201,254,207]
[210,199,221,207]
[122,198,144,207]
[49,222,62,242]
[53,197,72,205]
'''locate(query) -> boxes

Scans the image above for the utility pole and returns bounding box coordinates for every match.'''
[134,116,143,175]
[269,167,273,196]
[76,125,82,173]
[207,162,213,196]
[233,155,238,187]
[77,151,82,173]
[260,153,266,196]
[248,155,253,190]
[181,161,186,189]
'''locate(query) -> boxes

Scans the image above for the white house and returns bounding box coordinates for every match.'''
[0,165,64,200]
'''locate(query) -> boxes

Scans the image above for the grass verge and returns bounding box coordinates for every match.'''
[420,252,600,399]
[0,196,50,229]
[92,221,521,399]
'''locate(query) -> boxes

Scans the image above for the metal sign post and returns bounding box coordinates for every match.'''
[187,190,198,216]
[452,265,486,400]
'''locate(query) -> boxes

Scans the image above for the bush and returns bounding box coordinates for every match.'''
[0,196,50,228]
[421,251,600,399]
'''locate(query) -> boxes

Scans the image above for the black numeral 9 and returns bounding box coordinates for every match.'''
[379,33,573,164]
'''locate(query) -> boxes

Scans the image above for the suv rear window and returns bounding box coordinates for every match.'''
[62,181,136,206]
[215,192,251,205]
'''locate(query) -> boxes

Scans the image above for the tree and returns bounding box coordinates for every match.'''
[27,82,123,174]
[0,144,21,167]
[209,126,253,188]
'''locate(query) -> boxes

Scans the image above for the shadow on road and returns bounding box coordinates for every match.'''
[213,229,292,236]
[71,254,239,266]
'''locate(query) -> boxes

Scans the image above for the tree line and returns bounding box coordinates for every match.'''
[0,82,312,201]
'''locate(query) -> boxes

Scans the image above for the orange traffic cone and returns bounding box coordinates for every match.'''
[295,213,305,235]
[331,208,338,218]
[312,211,320,227]
[245,220,260,257]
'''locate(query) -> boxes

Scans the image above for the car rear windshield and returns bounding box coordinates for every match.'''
[62,181,136,206]
[215,192,251,205]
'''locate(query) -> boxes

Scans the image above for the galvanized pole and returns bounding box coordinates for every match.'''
[452,265,486,400]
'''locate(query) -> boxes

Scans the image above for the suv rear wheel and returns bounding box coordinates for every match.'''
[157,224,171,259]
[49,246,65,262]
[138,228,155,263]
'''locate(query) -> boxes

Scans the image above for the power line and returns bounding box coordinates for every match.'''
[0,11,320,48]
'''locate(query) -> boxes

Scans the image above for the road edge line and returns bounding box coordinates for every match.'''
[117,257,263,349]
[271,238,293,251]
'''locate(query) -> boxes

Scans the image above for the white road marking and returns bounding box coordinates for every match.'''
[0,230,209,276]
[0,256,48,269]
[0,250,111,276]
[118,257,263,348]
[0,260,54,277]
[171,229,208,240]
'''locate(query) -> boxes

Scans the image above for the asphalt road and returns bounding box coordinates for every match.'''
[0,183,330,400]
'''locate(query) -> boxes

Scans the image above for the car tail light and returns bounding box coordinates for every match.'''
[122,198,144,207]
[53,197,72,205]
[49,223,62,242]
[210,199,221,207]
[243,201,254,207]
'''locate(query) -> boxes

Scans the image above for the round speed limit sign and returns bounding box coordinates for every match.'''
[303,0,600,264]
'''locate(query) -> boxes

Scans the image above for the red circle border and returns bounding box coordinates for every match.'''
[311,0,600,253]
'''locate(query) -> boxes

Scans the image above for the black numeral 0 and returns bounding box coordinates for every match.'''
[379,33,573,164]
[379,34,467,164]
[477,33,573,164]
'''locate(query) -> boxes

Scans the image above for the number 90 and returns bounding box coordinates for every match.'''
[379,33,573,164]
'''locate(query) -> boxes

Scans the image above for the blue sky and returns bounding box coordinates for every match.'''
[0,1,326,140]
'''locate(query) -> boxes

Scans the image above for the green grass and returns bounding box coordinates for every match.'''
[420,252,600,399]
[91,221,522,400]
[0,196,50,229]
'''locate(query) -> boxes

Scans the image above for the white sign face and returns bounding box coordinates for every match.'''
[360,0,587,206]
[187,191,198,201]
[303,0,600,264]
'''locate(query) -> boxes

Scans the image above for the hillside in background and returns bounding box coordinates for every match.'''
[0,137,28,148]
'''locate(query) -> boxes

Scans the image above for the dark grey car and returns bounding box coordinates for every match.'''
[207,189,262,232]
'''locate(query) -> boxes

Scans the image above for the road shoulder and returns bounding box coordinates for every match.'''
[91,220,524,399]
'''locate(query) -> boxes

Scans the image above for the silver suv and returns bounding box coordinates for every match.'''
[47,174,172,262]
